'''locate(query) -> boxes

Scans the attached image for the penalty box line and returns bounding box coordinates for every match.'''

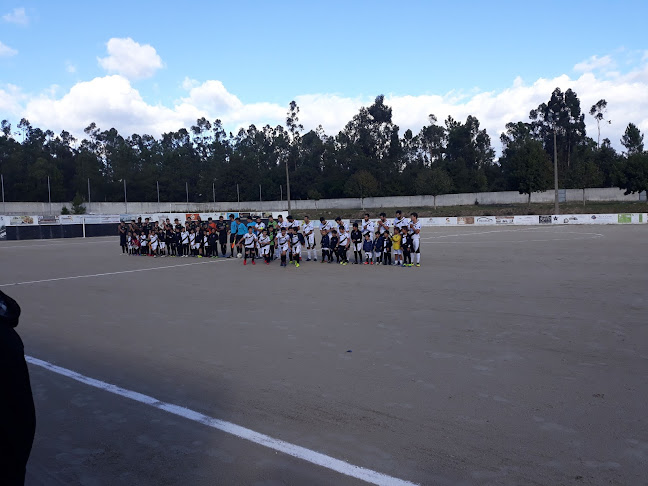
[26,356,418,486]
[0,260,222,287]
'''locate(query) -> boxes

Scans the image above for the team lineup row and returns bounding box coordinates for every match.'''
[118,210,423,267]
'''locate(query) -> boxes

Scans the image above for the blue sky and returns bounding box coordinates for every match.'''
[1,1,647,148]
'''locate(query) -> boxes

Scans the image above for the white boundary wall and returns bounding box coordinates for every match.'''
[1,187,646,215]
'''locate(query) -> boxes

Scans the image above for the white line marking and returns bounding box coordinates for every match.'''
[0,261,212,287]
[0,239,117,249]
[25,356,418,486]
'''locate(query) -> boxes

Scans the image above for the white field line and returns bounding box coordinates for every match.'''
[25,356,418,486]
[0,261,214,287]
[0,238,117,249]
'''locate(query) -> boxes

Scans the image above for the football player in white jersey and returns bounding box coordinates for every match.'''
[377,212,390,235]
[334,217,349,233]
[258,228,271,264]
[242,226,258,265]
[302,215,317,261]
[394,210,407,231]
[361,213,375,239]
[319,217,332,237]
[337,225,350,265]
[275,227,290,267]
[409,212,422,266]
[288,226,302,267]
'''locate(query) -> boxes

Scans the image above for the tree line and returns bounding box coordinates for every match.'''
[0,89,646,205]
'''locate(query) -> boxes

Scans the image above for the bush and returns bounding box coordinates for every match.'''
[72,193,86,214]
[61,206,70,215]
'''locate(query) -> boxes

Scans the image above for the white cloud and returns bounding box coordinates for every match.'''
[4,52,648,155]
[65,61,76,73]
[574,55,614,73]
[2,7,28,26]
[97,38,163,80]
[0,40,18,57]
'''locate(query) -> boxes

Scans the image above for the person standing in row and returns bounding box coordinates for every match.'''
[409,212,422,267]
[361,213,375,240]
[276,227,290,267]
[351,222,363,264]
[267,216,278,259]
[303,215,317,262]
[242,226,258,265]
[338,225,350,265]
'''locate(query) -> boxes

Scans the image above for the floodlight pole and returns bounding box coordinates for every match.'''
[87,178,91,212]
[553,129,559,215]
[47,176,52,214]
[1,174,5,214]
[157,181,160,204]
[124,179,128,213]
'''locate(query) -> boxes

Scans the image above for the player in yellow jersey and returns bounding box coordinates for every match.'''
[391,231,402,266]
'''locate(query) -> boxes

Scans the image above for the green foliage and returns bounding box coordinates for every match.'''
[71,193,86,214]
[618,153,648,196]
[61,206,70,215]
[0,90,642,204]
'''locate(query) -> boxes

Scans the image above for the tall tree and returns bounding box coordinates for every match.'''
[589,99,609,149]
[621,123,644,156]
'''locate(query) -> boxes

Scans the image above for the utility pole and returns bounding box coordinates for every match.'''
[284,151,291,212]
[87,178,91,212]
[124,179,128,213]
[47,176,52,214]
[1,174,5,214]
[553,129,559,215]
[157,181,160,204]
[186,182,189,203]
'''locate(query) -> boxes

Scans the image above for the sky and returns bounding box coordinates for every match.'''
[1,0,647,152]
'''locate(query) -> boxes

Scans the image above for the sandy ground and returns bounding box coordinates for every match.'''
[0,225,646,486]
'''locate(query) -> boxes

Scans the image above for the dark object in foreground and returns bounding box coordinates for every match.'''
[0,290,36,486]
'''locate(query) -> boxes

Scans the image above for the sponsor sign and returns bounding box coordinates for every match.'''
[539,215,552,224]
[10,215,36,225]
[83,215,120,224]
[38,215,60,225]
[457,216,474,225]
[495,216,514,225]
[588,214,616,224]
[185,213,201,222]
[427,217,457,225]
[474,216,496,225]
[0,216,7,240]
[513,215,539,225]
[618,214,632,224]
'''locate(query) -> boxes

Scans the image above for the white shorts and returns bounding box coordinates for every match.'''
[160,242,166,249]
[364,251,373,258]
[292,244,301,254]
[280,244,290,253]
[412,238,420,253]
[353,242,362,252]
[260,246,270,256]
[151,242,158,251]
[306,235,315,248]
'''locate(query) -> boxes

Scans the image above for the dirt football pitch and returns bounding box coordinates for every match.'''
[1,225,646,486]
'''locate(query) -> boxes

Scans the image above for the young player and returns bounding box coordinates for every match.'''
[392,228,402,266]
[208,228,218,258]
[401,227,412,267]
[373,231,384,265]
[276,227,290,267]
[126,231,133,255]
[410,212,422,267]
[320,230,331,263]
[329,229,339,264]
[181,227,189,257]
[362,233,373,264]
[236,217,247,255]
[139,231,148,256]
[258,228,271,264]
[119,222,127,254]
[288,227,302,267]
[383,229,392,266]
[266,216,278,259]
[350,223,362,264]
[189,229,197,257]
[338,226,350,265]
[319,216,332,237]
[216,216,227,257]
[242,226,258,265]
[150,229,159,257]
[302,215,317,261]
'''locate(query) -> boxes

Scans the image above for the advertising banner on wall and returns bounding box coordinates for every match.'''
[513,215,539,225]
[495,216,514,225]
[539,215,552,224]
[474,216,496,225]
[37,215,60,225]
[457,216,474,225]
[9,215,37,225]
[0,216,7,240]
